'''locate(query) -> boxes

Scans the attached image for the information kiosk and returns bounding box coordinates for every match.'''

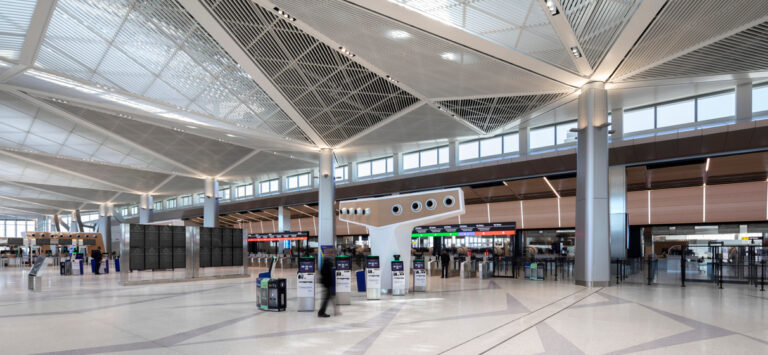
[413,259,427,292]
[297,256,316,311]
[391,258,406,296]
[365,255,381,300]
[335,255,351,305]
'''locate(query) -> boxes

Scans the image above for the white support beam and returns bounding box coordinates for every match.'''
[5,89,210,177]
[0,149,141,194]
[182,0,327,147]
[0,195,63,213]
[216,150,261,178]
[1,180,100,204]
[0,206,45,217]
[346,0,587,87]
[537,0,592,76]
[591,0,667,82]
[0,0,58,83]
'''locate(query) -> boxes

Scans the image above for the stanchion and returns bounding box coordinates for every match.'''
[681,252,686,288]
[647,257,653,286]
[761,260,765,292]
[616,259,620,285]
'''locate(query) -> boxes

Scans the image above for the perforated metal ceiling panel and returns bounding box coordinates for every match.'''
[623,22,768,81]
[14,182,122,202]
[0,0,37,61]
[271,0,574,99]
[438,92,572,132]
[561,0,638,68]
[34,0,310,142]
[612,0,768,81]
[221,151,316,181]
[389,0,578,72]
[46,99,254,176]
[203,0,420,146]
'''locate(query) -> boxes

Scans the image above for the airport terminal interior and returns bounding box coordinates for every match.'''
[0,0,767,354]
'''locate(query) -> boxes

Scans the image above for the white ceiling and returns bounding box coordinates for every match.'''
[0,0,765,217]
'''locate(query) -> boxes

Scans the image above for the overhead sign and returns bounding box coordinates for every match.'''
[247,231,309,242]
[411,222,516,238]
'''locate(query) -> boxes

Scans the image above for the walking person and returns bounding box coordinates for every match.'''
[91,247,103,275]
[441,249,450,278]
[318,257,335,318]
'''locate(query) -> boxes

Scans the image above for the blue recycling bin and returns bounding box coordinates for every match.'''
[356,270,366,292]
[105,259,109,274]
[78,260,84,275]
[115,258,120,272]
[91,260,97,274]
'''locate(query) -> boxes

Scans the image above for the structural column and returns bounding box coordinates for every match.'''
[575,81,611,287]
[203,178,219,228]
[98,204,113,255]
[139,194,153,225]
[518,124,529,158]
[276,206,290,254]
[609,165,627,260]
[736,82,753,122]
[317,148,336,263]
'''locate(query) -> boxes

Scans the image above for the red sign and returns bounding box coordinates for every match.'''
[247,237,307,242]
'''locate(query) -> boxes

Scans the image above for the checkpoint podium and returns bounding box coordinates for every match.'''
[339,188,465,295]
[335,255,352,305]
[297,256,316,311]
[413,259,427,292]
[365,255,381,300]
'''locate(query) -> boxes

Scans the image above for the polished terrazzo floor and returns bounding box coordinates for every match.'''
[0,264,766,354]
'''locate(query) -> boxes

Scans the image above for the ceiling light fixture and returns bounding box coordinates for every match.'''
[543,176,561,198]
[441,52,457,61]
[544,0,559,16]
[338,46,356,58]
[273,7,297,21]
[186,125,197,129]
[387,30,411,39]
[385,75,399,84]
[226,134,237,138]
[570,46,582,58]
[705,158,710,172]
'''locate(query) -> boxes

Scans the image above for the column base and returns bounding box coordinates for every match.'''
[575,280,611,287]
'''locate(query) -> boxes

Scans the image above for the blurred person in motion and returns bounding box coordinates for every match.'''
[318,257,336,318]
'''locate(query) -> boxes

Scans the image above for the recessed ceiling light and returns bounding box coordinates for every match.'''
[544,0,559,16]
[570,46,582,58]
[387,30,411,39]
[226,134,237,138]
[441,52,457,61]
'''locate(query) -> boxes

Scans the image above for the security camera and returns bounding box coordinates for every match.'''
[323,172,329,178]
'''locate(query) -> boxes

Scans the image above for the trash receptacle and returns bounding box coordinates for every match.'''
[91,259,97,274]
[115,257,120,272]
[356,270,366,292]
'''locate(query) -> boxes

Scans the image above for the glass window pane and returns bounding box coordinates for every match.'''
[403,152,419,170]
[371,158,386,175]
[753,85,768,113]
[623,107,655,134]
[529,126,555,149]
[503,133,519,153]
[438,147,450,164]
[420,149,438,166]
[288,176,298,189]
[556,121,577,145]
[458,141,479,160]
[298,173,309,187]
[357,162,371,177]
[657,100,694,128]
[387,157,394,172]
[698,92,735,121]
[480,137,502,157]
[334,166,347,181]
[270,179,278,191]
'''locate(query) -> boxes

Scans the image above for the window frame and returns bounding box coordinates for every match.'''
[259,178,280,195]
[286,172,312,190]
[402,146,450,171]
[458,132,519,162]
[356,156,394,179]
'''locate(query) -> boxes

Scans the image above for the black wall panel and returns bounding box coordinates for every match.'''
[199,227,211,267]
[233,246,243,266]
[159,247,173,269]
[129,224,144,270]
[211,228,223,267]
[159,226,173,248]
[144,225,159,270]
[222,228,233,248]
[173,247,186,269]
[172,226,186,269]
[222,247,233,266]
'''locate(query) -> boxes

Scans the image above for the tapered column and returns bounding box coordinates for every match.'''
[139,194,153,224]
[317,148,336,264]
[575,81,611,287]
[277,206,290,254]
[203,178,219,228]
[98,204,112,255]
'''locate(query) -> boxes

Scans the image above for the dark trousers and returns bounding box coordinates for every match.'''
[442,264,449,278]
[318,286,332,315]
[95,259,101,274]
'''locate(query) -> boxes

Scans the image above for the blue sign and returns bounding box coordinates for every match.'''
[413,260,425,270]
[391,261,404,271]
[336,258,350,271]
[366,257,379,269]
[299,260,315,273]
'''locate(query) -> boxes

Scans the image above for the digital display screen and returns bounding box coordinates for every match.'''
[391,261,404,271]
[366,258,379,269]
[336,259,350,271]
[299,260,315,273]
[413,261,424,270]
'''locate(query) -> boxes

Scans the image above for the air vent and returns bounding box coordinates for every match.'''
[203,0,420,146]
[438,92,572,132]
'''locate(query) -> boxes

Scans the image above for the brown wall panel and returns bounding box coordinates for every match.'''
[560,197,576,227]
[627,190,649,225]
[431,216,460,226]
[461,203,490,224]
[651,186,703,224]
[522,198,558,229]
[488,201,522,225]
[706,181,767,223]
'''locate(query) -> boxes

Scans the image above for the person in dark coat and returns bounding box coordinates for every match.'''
[91,247,103,275]
[318,257,335,318]
[441,249,450,278]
